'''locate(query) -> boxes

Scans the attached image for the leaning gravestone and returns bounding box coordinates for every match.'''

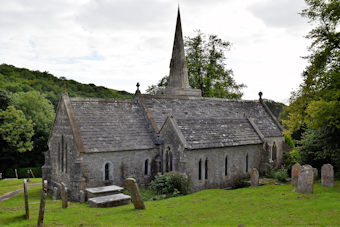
[321,164,334,187]
[291,163,301,187]
[61,183,68,208]
[297,165,314,194]
[52,187,59,200]
[79,190,85,203]
[125,178,145,209]
[37,180,48,227]
[250,168,259,186]
[23,179,29,220]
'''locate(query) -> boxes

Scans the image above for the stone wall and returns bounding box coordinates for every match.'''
[46,99,83,201]
[81,148,159,189]
[263,136,285,167]
[184,144,264,192]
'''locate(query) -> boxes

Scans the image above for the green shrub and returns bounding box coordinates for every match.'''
[149,172,190,196]
[284,135,295,149]
[284,149,302,176]
[233,177,250,189]
[274,167,288,182]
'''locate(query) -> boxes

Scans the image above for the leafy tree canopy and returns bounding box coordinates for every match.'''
[281,0,340,170]
[0,106,34,153]
[11,91,55,137]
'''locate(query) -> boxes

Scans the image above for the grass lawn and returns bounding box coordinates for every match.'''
[0,179,340,226]
[0,179,41,196]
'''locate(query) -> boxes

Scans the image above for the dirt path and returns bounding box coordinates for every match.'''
[0,182,41,202]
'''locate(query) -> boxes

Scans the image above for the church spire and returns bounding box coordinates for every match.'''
[167,7,190,89]
[162,7,201,97]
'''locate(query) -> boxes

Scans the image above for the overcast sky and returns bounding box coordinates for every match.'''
[0,0,312,103]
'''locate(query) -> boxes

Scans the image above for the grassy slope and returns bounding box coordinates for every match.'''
[0,179,340,226]
[0,179,41,196]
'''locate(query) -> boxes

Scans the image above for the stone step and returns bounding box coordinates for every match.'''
[88,193,131,208]
[86,185,124,199]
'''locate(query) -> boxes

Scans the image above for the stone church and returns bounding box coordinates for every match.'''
[43,9,286,201]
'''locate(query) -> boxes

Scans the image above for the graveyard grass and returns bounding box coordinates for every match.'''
[0,179,340,226]
[0,178,41,196]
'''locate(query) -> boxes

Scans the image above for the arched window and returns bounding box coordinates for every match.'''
[144,159,149,175]
[104,163,110,181]
[272,142,277,161]
[169,151,173,172]
[205,159,208,179]
[225,156,228,176]
[246,154,249,173]
[198,159,202,180]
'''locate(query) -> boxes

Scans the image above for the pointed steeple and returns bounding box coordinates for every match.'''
[168,7,190,89]
[163,7,201,97]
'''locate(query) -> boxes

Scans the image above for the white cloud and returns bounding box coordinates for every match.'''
[0,0,312,103]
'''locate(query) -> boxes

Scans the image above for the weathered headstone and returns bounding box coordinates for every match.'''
[79,190,85,203]
[250,168,259,186]
[37,180,48,227]
[30,169,35,178]
[297,165,314,194]
[26,170,30,182]
[321,164,334,187]
[61,183,68,208]
[23,179,29,219]
[291,163,301,187]
[125,178,145,209]
[52,187,58,200]
[15,169,18,179]
[313,168,318,180]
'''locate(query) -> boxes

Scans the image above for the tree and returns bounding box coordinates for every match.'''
[11,91,55,137]
[10,91,55,165]
[0,106,34,153]
[147,31,245,98]
[281,0,340,170]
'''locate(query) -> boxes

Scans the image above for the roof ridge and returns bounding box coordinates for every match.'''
[141,94,259,102]
[70,97,133,103]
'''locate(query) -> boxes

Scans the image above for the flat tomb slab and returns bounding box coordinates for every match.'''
[88,194,131,208]
[86,185,124,194]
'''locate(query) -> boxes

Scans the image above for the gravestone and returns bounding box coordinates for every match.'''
[30,169,35,178]
[250,168,259,186]
[52,187,59,200]
[26,170,30,182]
[321,164,334,187]
[79,190,85,203]
[37,180,48,227]
[313,168,318,180]
[291,163,301,187]
[125,178,145,209]
[23,179,29,220]
[61,183,68,208]
[297,165,314,194]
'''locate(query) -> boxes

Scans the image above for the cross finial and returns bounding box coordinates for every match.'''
[258,91,263,100]
[135,82,141,95]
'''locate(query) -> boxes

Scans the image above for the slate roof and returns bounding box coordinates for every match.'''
[69,98,156,153]
[176,118,263,149]
[143,95,282,138]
